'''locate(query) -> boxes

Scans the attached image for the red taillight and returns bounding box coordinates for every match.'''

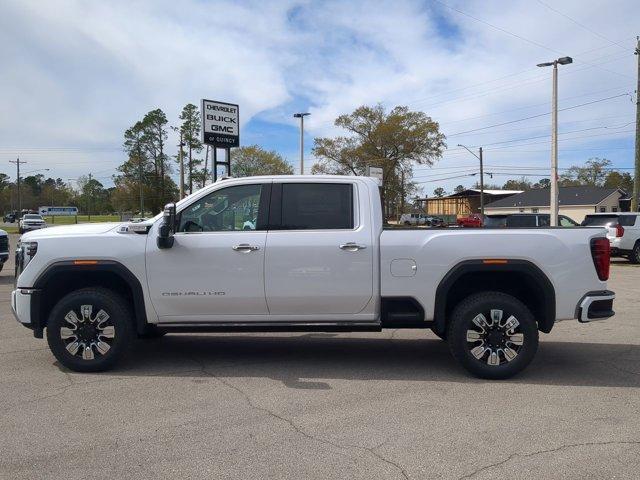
[590,237,610,281]
[615,224,624,237]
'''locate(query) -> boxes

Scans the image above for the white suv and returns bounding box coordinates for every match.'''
[582,213,640,263]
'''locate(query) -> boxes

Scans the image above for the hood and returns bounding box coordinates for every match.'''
[21,222,122,240]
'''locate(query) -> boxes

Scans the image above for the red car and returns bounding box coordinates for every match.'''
[457,214,483,228]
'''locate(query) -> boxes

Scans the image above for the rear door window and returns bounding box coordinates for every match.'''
[278,183,354,230]
[619,215,638,227]
[483,216,506,227]
[582,215,618,227]
[507,216,536,227]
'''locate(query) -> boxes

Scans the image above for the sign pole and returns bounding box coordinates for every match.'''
[213,147,217,183]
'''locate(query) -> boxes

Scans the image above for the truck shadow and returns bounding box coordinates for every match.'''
[107,334,640,389]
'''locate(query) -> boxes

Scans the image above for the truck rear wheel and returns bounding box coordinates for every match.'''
[447,292,538,379]
[46,288,134,372]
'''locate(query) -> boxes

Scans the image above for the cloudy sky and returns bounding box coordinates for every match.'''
[0,0,637,195]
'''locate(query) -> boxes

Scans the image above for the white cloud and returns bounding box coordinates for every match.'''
[0,0,636,193]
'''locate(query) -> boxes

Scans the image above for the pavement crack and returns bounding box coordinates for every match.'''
[191,357,410,479]
[458,440,640,479]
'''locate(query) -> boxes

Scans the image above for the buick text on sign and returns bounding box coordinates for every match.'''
[201,99,240,148]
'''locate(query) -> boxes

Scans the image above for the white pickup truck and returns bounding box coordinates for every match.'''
[12,176,615,379]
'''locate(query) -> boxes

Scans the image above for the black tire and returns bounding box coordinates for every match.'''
[447,291,539,379]
[46,287,134,372]
[630,242,640,264]
[404,221,411,226]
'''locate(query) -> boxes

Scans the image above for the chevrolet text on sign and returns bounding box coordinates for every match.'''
[201,99,239,148]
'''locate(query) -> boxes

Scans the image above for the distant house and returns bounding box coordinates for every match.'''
[484,186,628,222]
[419,189,522,219]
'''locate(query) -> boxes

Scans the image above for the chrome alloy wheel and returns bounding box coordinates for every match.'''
[466,309,524,366]
[60,305,115,360]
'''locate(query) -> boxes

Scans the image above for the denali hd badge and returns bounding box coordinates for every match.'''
[162,291,226,296]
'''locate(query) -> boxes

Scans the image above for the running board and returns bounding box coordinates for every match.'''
[156,321,382,333]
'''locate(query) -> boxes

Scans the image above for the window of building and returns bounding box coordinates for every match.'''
[600,206,607,213]
[612,207,618,212]
[531,208,539,213]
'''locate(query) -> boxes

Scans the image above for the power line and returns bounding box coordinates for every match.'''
[432,0,634,80]
[448,92,631,136]
[535,0,629,51]
[462,122,636,149]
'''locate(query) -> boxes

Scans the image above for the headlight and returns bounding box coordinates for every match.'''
[16,241,38,273]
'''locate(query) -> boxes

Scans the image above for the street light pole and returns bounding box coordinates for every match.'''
[293,113,310,174]
[538,56,572,226]
[457,144,485,216]
[551,61,559,227]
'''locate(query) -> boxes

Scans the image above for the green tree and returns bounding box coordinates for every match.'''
[533,178,551,189]
[603,171,634,194]
[454,184,466,194]
[503,178,532,191]
[178,103,203,194]
[433,187,446,197]
[231,145,293,177]
[560,157,611,186]
[311,104,445,218]
[142,109,171,211]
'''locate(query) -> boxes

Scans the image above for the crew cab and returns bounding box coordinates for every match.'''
[582,213,640,264]
[11,176,615,379]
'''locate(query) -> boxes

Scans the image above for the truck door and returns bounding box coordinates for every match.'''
[264,181,374,316]
[146,182,270,322]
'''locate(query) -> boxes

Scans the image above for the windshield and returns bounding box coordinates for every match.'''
[582,215,618,226]
[24,214,42,220]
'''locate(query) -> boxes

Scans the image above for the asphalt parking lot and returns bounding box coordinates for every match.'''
[0,233,638,479]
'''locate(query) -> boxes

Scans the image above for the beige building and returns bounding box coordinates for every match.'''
[484,187,628,223]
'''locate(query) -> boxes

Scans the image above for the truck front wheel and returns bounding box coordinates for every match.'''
[46,288,134,372]
[446,292,538,379]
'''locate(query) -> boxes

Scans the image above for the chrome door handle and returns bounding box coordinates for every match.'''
[339,242,367,251]
[232,244,260,252]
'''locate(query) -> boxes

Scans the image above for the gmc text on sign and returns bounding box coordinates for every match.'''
[201,99,240,148]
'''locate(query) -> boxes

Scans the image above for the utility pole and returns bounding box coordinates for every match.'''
[632,36,640,212]
[138,153,144,216]
[457,144,484,216]
[87,173,92,222]
[9,158,26,214]
[172,127,185,199]
[479,147,484,216]
[293,113,310,174]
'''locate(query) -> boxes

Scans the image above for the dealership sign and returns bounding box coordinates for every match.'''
[201,99,239,148]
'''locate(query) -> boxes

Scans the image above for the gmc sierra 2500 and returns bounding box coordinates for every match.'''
[12,176,615,379]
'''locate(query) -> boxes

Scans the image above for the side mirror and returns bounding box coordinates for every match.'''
[157,202,177,249]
